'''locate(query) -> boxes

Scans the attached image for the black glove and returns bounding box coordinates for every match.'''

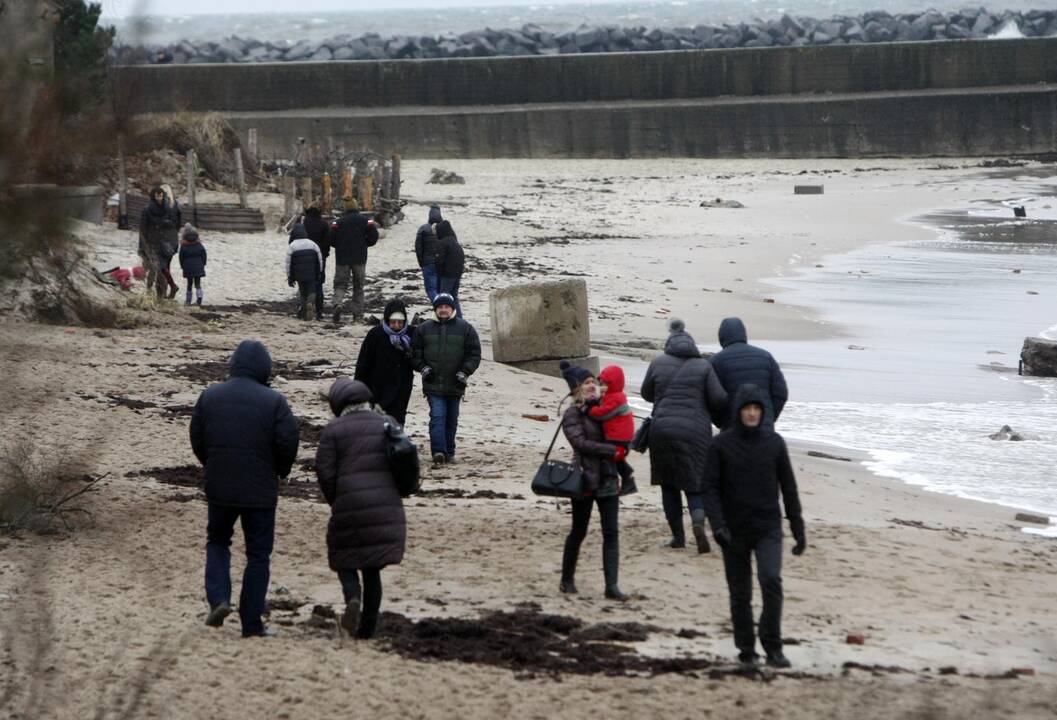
[790,517,807,556]
[455,371,468,386]
[421,367,434,381]
[288,279,295,288]
[713,526,732,551]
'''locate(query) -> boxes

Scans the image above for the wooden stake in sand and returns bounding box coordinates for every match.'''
[282,175,296,224]
[185,149,197,225]
[390,153,401,201]
[117,138,128,229]
[342,166,353,201]
[359,175,374,212]
[247,128,258,170]
[322,173,332,214]
[301,176,313,209]
[233,148,248,209]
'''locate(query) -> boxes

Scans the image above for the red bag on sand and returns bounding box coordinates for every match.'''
[106,266,146,291]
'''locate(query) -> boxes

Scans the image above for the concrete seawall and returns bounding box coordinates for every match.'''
[114,38,1057,158]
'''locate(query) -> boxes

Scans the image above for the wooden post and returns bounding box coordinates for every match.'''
[381,164,392,201]
[341,166,353,202]
[247,128,259,170]
[372,162,384,208]
[233,148,248,209]
[117,138,128,229]
[300,177,313,209]
[390,153,401,201]
[185,150,197,225]
[321,172,332,214]
[359,176,374,212]
[282,175,296,223]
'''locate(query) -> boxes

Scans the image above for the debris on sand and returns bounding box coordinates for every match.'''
[700,198,745,208]
[428,168,466,185]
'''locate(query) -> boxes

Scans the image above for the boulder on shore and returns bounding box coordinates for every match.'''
[1020,336,1057,377]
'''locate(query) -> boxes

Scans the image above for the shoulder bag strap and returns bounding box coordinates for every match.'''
[543,393,573,462]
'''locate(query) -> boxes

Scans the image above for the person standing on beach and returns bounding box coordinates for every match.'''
[411,293,481,464]
[640,319,727,553]
[190,340,300,638]
[329,197,379,324]
[301,204,331,320]
[354,298,416,426]
[178,225,207,306]
[315,377,407,640]
[286,223,324,321]
[709,317,788,429]
[434,220,465,318]
[557,360,628,601]
[703,383,805,668]
[415,204,443,301]
[138,186,179,300]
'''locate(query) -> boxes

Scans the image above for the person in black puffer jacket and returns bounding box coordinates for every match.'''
[703,384,805,669]
[640,319,728,553]
[190,340,300,638]
[315,377,407,639]
[415,204,442,301]
[302,205,332,318]
[434,220,465,317]
[709,317,788,428]
[286,224,324,321]
[138,186,180,299]
[557,361,627,601]
[178,226,207,306]
[354,298,416,425]
[411,293,481,464]
[329,197,379,323]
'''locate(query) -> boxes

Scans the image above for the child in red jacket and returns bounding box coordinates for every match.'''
[587,365,638,496]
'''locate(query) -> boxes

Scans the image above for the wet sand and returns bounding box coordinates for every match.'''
[2,159,1056,718]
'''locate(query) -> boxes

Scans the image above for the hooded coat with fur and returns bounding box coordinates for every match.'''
[314,378,407,571]
[353,299,416,425]
[640,329,728,491]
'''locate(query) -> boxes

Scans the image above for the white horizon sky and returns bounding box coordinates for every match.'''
[100,0,619,18]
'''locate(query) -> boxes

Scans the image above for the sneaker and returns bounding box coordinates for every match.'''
[559,578,578,594]
[242,627,278,639]
[692,523,711,554]
[341,597,361,637]
[204,601,231,627]
[445,454,457,465]
[432,452,447,465]
[765,651,792,669]
[604,585,629,602]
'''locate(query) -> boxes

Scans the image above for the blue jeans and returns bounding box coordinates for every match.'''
[426,394,461,458]
[205,503,276,636]
[438,276,462,317]
[421,263,439,302]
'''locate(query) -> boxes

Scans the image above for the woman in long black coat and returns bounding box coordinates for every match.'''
[640,318,728,553]
[315,377,406,639]
[354,298,416,425]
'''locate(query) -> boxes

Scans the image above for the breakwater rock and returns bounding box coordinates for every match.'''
[113,8,1057,64]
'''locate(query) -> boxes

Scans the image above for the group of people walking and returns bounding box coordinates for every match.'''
[556,316,801,667]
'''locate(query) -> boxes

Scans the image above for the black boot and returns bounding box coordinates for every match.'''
[602,541,627,601]
[664,516,686,549]
[560,537,579,595]
[691,509,711,554]
[765,651,791,668]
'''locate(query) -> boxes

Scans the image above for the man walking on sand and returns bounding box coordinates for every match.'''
[709,317,788,429]
[329,197,379,324]
[411,293,481,464]
[703,384,805,668]
[190,340,300,638]
[415,204,442,301]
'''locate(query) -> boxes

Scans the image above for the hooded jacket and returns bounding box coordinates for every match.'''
[315,378,407,571]
[330,209,379,266]
[178,232,207,279]
[190,340,300,508]
[709,317,788,428]
[354,299,417,425]
[640,330,728,492]
[411,314,481,397]
[139,187,181,256]
[415,205,442,267]
[561,403,619,497]
[703,384,802,538]
[286,224,323,283]
[587,365,635,442]
[434,220,465,279]
[302,207,331,259]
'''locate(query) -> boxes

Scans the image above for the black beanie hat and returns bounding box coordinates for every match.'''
[560,360,594,392]
[433,292,456,310]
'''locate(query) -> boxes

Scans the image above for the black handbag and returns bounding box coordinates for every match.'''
[531,421,585,500]
[630,416,652,453]
[384,420,421,497]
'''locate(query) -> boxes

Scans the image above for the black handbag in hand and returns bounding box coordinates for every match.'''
[630,416,652,453]
[384,420,421,497]
[531,421,585,500]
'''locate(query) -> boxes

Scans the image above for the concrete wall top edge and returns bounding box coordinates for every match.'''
[112,37,1057,114]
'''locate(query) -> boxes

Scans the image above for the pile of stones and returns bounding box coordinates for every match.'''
[111,8,1057,64]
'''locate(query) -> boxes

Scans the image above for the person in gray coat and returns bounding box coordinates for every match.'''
[315,378,407,639]
[640,319,728,554]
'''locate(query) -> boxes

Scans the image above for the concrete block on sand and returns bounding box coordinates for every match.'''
[490,279,590,363]
[506,355,600,379]
[1020,337,1057,377]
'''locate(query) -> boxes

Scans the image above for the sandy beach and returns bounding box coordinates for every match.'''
[2,158,1056,718]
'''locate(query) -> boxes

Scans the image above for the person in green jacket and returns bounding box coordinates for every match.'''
[411,293,482,464]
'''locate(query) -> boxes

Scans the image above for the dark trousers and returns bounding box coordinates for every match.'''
[295,280,316,320]
[438,276,462,317]
[338,568,383,638]
[421,263,439,302]
[333,263,366,318]
[561,494,620,588]
[426,394,461,457]
[315,257,327,316]
[205,503,276,636]
[721,528,784,656]
[661,485,705,542]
